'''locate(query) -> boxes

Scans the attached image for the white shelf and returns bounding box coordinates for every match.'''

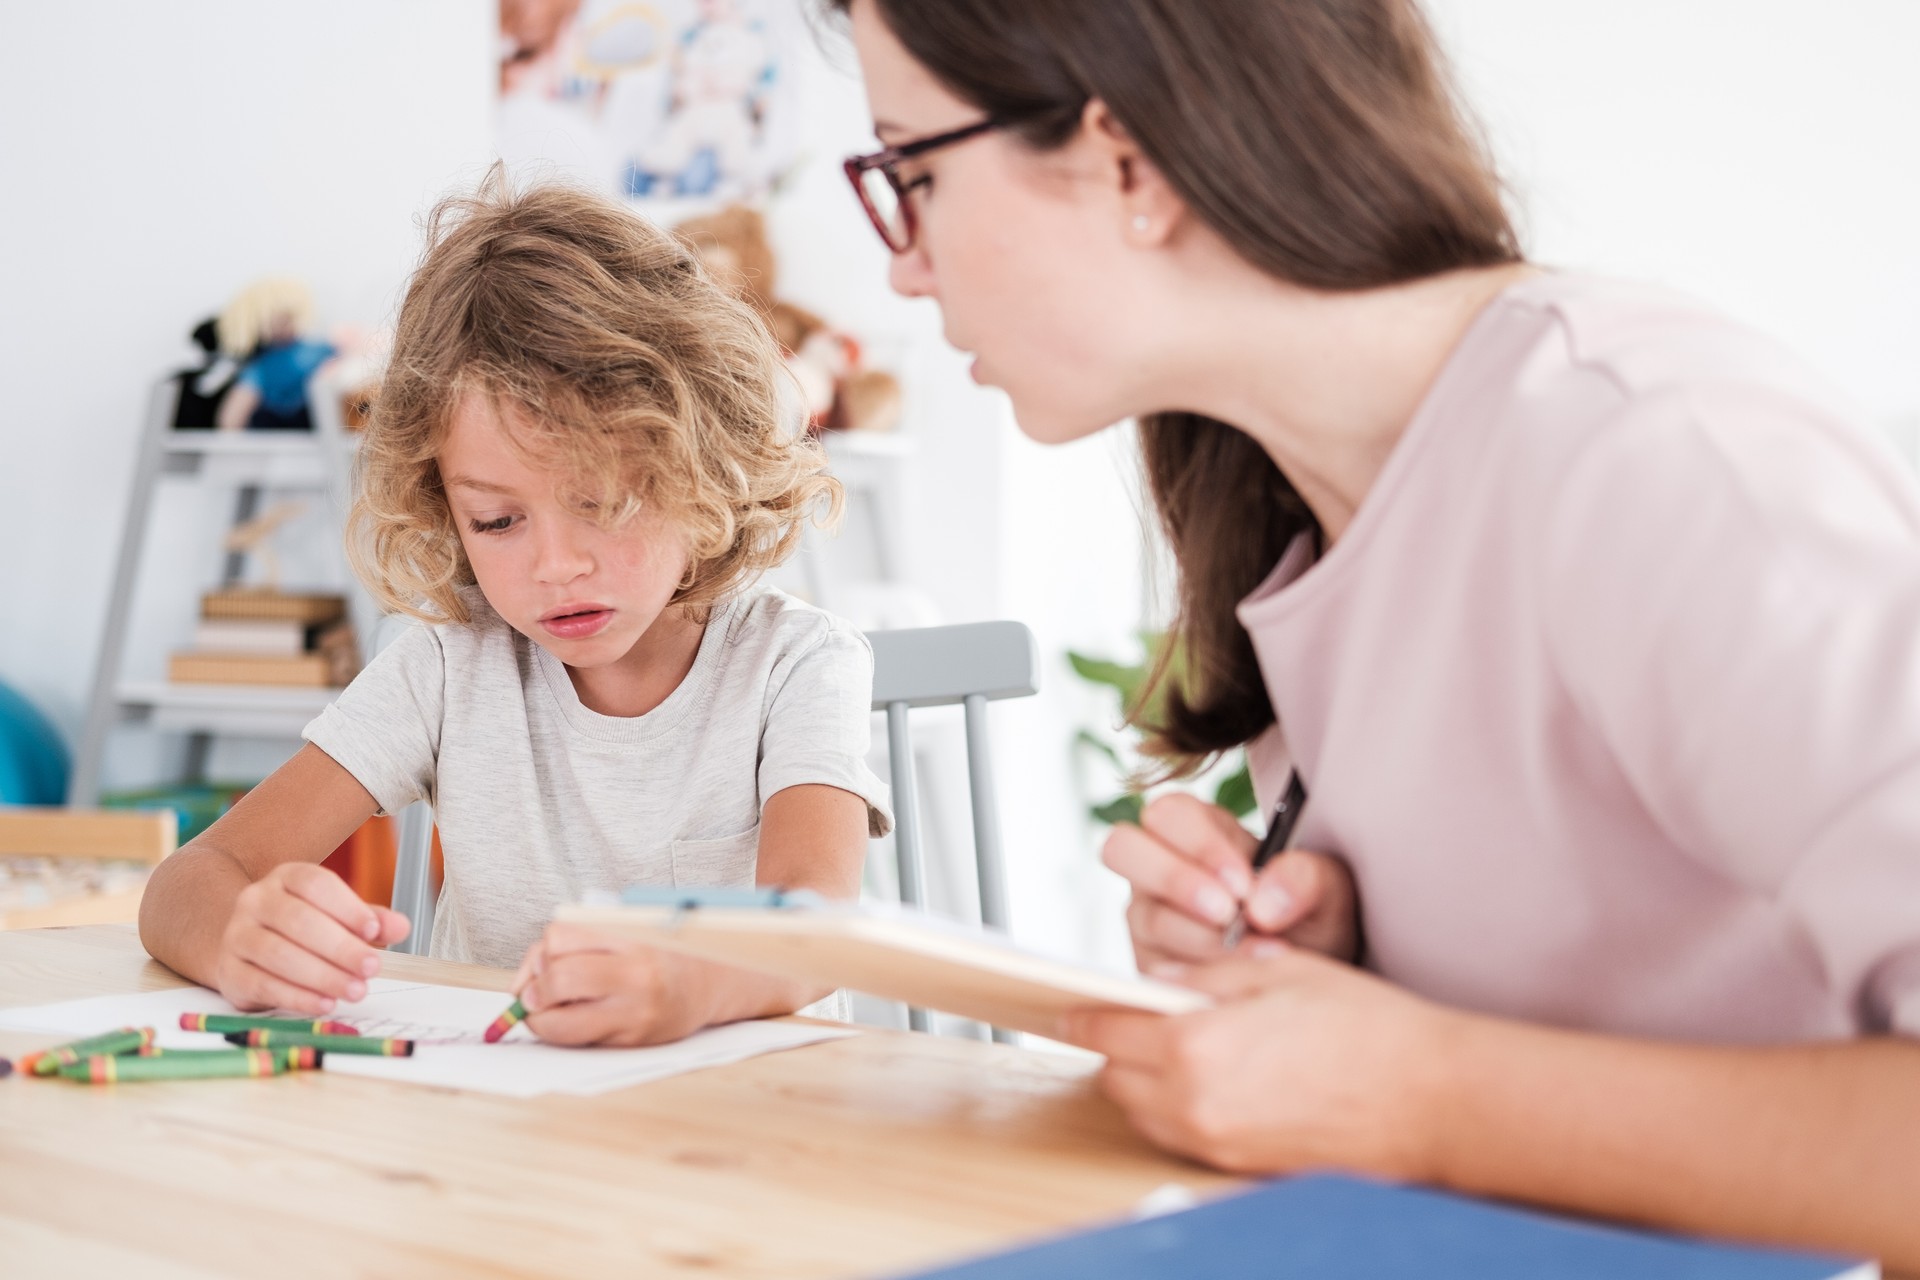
[823,431,914,459]
[162,431,337,457]
[159,430,360,488]
[116,681,339,739]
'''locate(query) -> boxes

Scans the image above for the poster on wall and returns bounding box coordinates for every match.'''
[498,0,804,215]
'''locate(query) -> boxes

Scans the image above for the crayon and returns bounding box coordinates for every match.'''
[483,998,527,1044]
[0,1056,11,1079]
[179,1013,360,1036]
[130,1047,326,1068]
[224,1031,411,1057]
[23,1027,156,1076]
[141,1046,327,1068]
[59,1049,283,1083]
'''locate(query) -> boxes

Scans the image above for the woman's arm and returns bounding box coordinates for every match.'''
[516,783,869,1045]
[1063,949,1920,1271]
[139,743,406,1011]
[1432,1003,1920,1267]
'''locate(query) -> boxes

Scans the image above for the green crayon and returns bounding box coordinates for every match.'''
[25,1027,156,1076]
[60,1049,283,1083]
[127,1045,323,1071]
[225,1030,412,1057]
[179,1013,360,1036]
[275,1046,326,1070]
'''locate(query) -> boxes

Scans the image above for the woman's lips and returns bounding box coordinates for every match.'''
[539,609,613,640]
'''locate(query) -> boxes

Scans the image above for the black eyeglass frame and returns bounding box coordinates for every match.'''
[842,119,999,254]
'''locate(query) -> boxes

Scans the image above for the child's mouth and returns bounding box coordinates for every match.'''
[539,607,614,640]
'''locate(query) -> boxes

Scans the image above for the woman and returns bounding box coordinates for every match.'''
[830,0,1920,1267]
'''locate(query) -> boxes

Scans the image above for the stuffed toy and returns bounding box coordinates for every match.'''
[170,318,245,430]
[214,279,337,432]
[675,205,901,434]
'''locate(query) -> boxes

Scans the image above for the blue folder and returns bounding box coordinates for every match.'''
[895,1174,1874,1279]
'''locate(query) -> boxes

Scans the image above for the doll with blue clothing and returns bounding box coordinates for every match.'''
[214,278,337,432]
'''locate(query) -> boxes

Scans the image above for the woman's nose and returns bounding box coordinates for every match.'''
[888,243,935,299]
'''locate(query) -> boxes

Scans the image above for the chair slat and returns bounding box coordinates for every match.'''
[868,622,1037,709]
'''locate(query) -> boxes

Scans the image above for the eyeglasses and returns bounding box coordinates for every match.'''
[843,119,998,255]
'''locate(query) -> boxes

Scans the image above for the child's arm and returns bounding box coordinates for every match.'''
[514,783,869,1046]
[1063,950,1920,1271]
[138,743,410,1014]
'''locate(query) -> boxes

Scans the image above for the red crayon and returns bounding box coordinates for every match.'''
[483,998,528,1044]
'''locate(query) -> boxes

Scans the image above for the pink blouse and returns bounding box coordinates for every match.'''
[1239,274,1920,1042]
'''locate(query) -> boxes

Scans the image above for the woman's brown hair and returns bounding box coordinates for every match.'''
[352,170,840,624]
[829,0,1520,773]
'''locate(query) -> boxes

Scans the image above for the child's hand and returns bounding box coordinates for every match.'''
[511,922,702,1047]
[1102,793,1361,975]
[1059,946,1453,1178]
[212,863,411,1015]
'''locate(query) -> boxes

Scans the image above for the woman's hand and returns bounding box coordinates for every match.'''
[1060,945,1455,1177]
[1102,793,1361,974]
[212,862,411,1015]
[511,922,704,1047]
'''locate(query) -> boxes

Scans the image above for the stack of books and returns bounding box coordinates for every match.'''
[168,590,360,687]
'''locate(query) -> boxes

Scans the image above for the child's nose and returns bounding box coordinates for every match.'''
[532,525,593,584]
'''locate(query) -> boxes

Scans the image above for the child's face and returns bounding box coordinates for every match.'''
[439,392,692,668]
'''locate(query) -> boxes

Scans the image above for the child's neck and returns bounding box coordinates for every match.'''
[563,607,708,719]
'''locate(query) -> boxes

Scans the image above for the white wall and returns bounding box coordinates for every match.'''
[1430,0,1920,420]
[0,2,497,777]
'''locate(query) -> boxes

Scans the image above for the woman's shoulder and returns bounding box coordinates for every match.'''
[1497,272,1845,413]
[1469,274,1912,533]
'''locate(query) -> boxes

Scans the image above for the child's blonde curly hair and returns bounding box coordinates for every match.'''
[349,171,841,624]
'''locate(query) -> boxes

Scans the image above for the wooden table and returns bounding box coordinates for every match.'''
[0,925,1237,1278]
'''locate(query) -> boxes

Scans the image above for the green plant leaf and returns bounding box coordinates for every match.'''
[1072,729,1125,769]
[1090,794,1144,827]
[1213,763,1257,818]
[1066,650,1144,695]
[1066,650,1149,717]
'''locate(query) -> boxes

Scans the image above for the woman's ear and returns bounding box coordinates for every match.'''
[1080,98,1185,246]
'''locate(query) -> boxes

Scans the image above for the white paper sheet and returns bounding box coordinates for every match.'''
[0,979,856,1097]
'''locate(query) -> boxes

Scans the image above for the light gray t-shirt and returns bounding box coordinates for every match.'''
[304,584,892,970]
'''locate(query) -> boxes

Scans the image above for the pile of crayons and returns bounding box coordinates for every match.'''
[0,1014,416,1084]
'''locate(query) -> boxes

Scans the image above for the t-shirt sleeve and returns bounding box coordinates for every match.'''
[302,621,445,817]
[758,620,893,837]
[1541,387,1920,1036]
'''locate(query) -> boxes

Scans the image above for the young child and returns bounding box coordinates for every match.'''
[140,177,892,1047]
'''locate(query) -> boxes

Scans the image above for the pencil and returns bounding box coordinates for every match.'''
[483,997,527,1043]
[180,1013,360,1036]
[1221,770,1309,950]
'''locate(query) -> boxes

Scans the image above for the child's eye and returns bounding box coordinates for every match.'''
[467,516,517,535]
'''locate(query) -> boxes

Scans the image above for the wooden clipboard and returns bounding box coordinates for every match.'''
[553,898,1210,1037]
